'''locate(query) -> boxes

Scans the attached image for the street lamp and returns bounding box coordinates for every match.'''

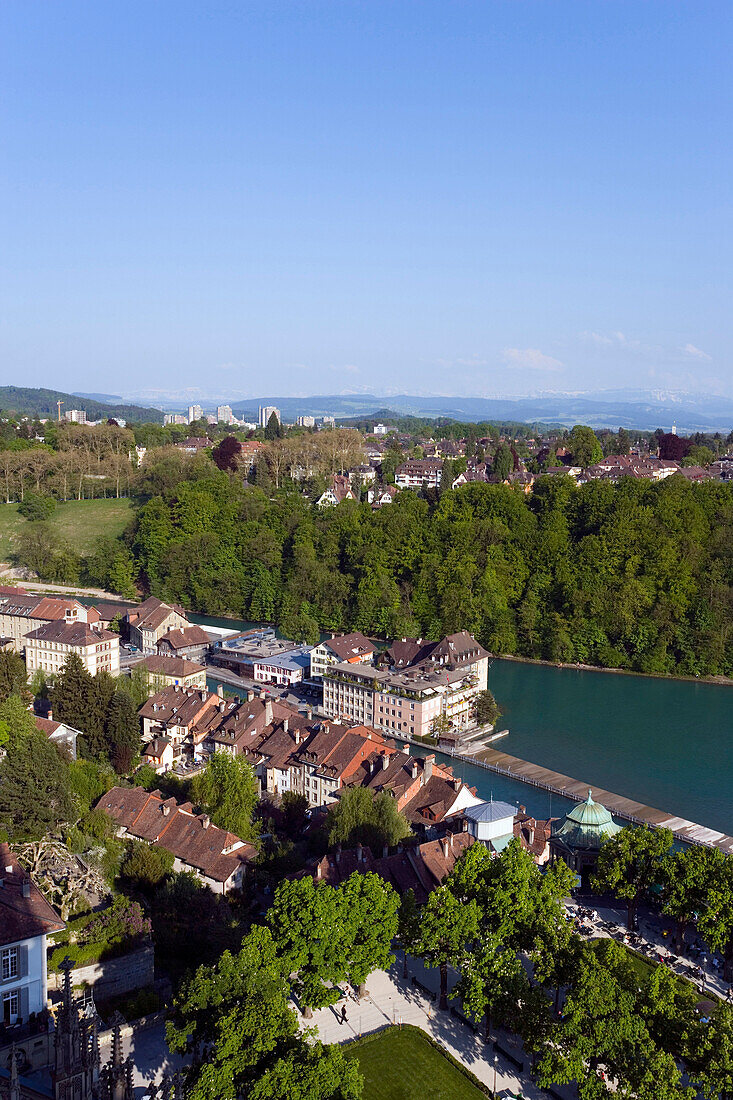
[493,1054,498,1097]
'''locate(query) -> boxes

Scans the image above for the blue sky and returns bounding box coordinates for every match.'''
[1,1,731,401]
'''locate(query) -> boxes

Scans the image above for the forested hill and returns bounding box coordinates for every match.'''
[131,470,733,678]
[0,386,162,423]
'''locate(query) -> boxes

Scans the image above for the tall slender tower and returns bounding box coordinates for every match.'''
[51,958,99,1100]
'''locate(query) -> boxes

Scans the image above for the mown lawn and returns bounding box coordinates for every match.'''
[345,1026,489,1100]
[0,497,134,561]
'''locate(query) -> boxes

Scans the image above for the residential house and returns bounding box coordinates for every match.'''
[349,465,376,487]
[155,625,211,662]
[0,843,65,1025]
[176,437,210,454]
[309,632,376,681]
[25,621,119,677]
[139,684,225,764]
[317,474,357,508]
[97,787,256,893]
[126,597,190,654]
[367,484,400,509]
[134,654,207,693]
[35,715,81,759]
[394,459,443,490]
[141,737,176,774]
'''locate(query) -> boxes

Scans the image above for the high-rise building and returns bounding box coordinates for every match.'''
[259,405,281,428]
[188,404,203,423]
[64,409,87,424]
[296,415,315,427]
[164,413,188,425]
[217,405,234,424]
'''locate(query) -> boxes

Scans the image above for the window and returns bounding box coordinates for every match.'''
[2,989,18,1025]
[1,947,18,982]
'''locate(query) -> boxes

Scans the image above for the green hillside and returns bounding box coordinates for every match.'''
[0,498,134,562]
[0,386,162,424]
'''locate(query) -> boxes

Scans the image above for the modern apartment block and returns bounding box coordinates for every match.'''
[187,404,203,422]
[259,405,281,427]
[322,631,488,737]
[216,405,234,424]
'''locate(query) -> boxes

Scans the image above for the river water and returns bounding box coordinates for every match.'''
[167,611,733,834]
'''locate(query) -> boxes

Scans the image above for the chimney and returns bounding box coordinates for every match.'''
[452,778,461,792]
[519,805,526,815]
[47,708,53,721]
[202,814,211,829]
[217,683,224,698]
[411,761,418,779]
[402,743,410,754]
[315,862,322,879]
[219,701,226,712]
[356,843,363,862]
[441,837,449,858]
[381,753,389,771]
[294,728,301,745]
[162,804,170,816]
[306,705,313,720]
[424,754,434,782]
[247,689,255,702]
[22,878,30,898]
[283,718,289,733]
[265,700,273,725]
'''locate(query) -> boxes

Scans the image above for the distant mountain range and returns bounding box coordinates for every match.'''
[0,387,163,424]
[222,390,733,434]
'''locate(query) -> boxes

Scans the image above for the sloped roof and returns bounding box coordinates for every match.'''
[0,843,65,946]
[464,799,517,825]
[25,621,117,646]
[554,790,623,850]
[157,626,210,650]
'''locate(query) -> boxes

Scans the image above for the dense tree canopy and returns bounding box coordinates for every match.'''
[129,469,733,676]
[191,752,259,843]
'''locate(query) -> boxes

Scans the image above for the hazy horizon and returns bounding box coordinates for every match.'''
[2,2,731,399]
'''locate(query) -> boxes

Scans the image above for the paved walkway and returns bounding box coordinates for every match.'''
[307,957,568,1100]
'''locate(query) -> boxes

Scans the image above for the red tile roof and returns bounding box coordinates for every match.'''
[0,844,65,946]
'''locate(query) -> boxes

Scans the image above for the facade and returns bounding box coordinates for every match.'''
[463,800,517,852]
[323,632,489,736]
[0,843,65,1026]
[0,595,100,655]
[35,716,81,760]
[309,632,376,681]
[126,597,189,654]
[139,684,224,763]
[25,622,119,677]
[163,413,188,425]
[187,404,203,422]
[373,423,389,435]
[98,787,256,893]
[394,459,443,489]
[63,409,87,424]
[216,405,234,424]
[258,405,280,427]
[155,625,211,661]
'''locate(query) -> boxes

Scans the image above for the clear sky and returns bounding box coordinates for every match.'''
[1,1,731,402]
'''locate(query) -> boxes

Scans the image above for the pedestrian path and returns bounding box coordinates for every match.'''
[307,958,568,1099]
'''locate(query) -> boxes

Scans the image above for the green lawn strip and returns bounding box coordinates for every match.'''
[0,497,133,561]
[344,1025,491,1100]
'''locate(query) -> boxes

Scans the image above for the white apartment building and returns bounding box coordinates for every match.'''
[309,632,376,681]
[394,459,444,489]
[164,413,188,425]
[217,405,234,424]
[63,409,87,424]
[297,415,315,427]
[25,621,120,677]
[259,405,281,427]
[188,404,203,422]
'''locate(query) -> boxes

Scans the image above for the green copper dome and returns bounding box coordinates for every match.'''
[554,790,623,850]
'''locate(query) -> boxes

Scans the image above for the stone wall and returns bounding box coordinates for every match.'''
[48,943,154,999]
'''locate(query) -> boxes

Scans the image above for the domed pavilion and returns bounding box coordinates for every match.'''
[549,789,622,883]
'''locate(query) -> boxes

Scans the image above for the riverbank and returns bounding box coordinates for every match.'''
[492,651,733,688]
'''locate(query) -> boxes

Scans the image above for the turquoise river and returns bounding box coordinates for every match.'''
[188,613,733,834]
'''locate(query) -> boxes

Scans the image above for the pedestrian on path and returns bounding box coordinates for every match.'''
[341,1004,348,1025]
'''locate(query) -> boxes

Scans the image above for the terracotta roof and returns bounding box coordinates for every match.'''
[324,632,376,662]
[25,621,117,646]
[157,626,210,651]
[0,843,65,946]
[142,736,171,760]
[35,716,61,737]
[139,654,206,677]
[97,787,256,883]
